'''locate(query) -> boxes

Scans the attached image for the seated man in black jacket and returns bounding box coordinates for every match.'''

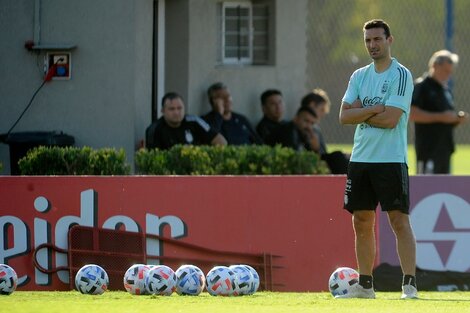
[202,82,262,145]
[256,89,287,145]
[301,89,349,174]
[146,92,226,149]
[273,106,319,151]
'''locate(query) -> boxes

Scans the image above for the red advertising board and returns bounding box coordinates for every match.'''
[0,176,356,292]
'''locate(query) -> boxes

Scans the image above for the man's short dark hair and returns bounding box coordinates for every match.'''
[161,92,182,108]
[363,19,391,38]
[296,106,317,118]
[207,82,227,105]
[260,89,282,107]
[301,91,326,109]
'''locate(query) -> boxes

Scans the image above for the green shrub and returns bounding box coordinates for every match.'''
[134,148,170,175]
[91,148,130,175]
[135,145,329,175]
[166,145,215,175]
[18,146,131,175]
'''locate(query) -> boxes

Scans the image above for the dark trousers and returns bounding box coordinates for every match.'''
[416,152,451,174]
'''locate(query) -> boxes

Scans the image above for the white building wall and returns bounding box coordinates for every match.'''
[0,0,154,174]
[185,0,309,122]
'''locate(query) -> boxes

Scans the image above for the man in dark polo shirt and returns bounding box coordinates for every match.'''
[411,50,468,174]
[202,82,262,145]
[146,92,227,149]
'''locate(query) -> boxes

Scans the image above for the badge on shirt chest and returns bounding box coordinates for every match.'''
[185,130,194,144]
[381,80,389,94]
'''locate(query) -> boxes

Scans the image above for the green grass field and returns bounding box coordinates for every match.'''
[4,291,470,313]
[329,144,470,175]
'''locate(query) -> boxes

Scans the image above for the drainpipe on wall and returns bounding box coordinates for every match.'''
[34,0,41,45]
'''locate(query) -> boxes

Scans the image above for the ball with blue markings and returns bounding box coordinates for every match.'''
[145,265,177,296]
[205,266,236,296]
[328,267,359,297]
[0,264,18,295]
[242,264,260,294]
[175,264,205,296]
[75,264,109,295]
[123,264,151,295]
[229,265,254,295]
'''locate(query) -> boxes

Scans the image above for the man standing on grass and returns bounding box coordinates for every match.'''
[411,50,469,174]
[338,19,417,299]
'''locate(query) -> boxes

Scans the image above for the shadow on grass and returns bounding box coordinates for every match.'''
[382,297,470,302]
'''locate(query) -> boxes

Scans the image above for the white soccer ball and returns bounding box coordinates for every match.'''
[328,267,359,297]
[145,265,176,295]
[75,264,109,295]
[242,264,260,294]
[205,266,236,296]
[229,265,254,295]
[0,264,18,295]
[123,264,151,295]
[175,264,205,296]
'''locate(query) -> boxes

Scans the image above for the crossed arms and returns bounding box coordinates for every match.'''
[339,99,403,129]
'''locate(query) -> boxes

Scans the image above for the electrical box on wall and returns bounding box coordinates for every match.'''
[45,52,72,80]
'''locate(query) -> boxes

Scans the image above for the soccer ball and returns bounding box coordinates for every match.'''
[175,264,205,296]
[242,264,260,294]
[205,266,236,296]
[145,265,176,295]
[123,264,151,295]
[229,265,254,296]
[328,267,359,297]
[0,264,18,295]
[75,264,109,295]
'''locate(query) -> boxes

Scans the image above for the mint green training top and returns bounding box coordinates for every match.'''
[342,58,414,163]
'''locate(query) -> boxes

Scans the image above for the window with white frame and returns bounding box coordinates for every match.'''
[220,1,271,65]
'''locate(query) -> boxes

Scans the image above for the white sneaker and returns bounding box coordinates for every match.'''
[335,284,376,299]
[401,284,418,299]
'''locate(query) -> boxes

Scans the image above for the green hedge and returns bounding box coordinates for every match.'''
[16,145,329,175]
[135,145,329,175]
[18,146,131,175]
